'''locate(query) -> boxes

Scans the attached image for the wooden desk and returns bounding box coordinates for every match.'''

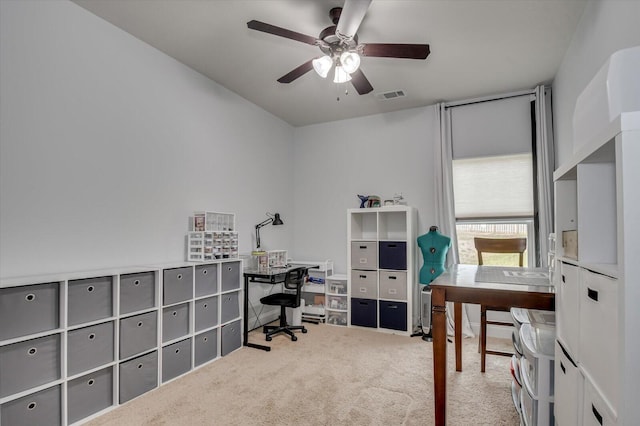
[429,264,555,425]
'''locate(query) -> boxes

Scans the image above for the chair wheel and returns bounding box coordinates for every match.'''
[292,335,298,341]
[302,329,308,334]
[266,336,272,342]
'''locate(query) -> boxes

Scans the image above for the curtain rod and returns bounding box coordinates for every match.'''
[444,88,537,109]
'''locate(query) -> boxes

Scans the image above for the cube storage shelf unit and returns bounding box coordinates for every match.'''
[347,206,417,335]
[187,211,238,261]
[288,260,334,323]
[553,111,640,425]
[0,259,243,426]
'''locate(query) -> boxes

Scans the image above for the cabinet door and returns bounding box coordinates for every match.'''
[554,341,583,426]
[557,262,580,358]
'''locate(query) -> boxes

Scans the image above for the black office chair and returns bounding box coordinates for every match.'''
[260,267,309,342]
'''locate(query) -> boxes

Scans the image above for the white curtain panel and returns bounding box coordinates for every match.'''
[534,86,555,267]
[434,103,474,338]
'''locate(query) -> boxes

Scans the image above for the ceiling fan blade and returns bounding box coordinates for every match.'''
[335,0,372,41]
[247,20,319,46]
[277,59,315,84]
[361,43,431,59]
[350,68,374,95]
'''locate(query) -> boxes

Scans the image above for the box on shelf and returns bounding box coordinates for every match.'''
[562,230,578,260]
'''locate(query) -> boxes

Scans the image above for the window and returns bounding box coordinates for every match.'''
[456,219,534,266]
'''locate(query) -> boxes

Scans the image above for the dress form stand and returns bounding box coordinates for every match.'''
[412,225,451,341]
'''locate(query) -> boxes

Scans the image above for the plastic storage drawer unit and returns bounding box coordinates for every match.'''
[119,271,156,315]
[220,292,240,324]
[0,334,61,397]
[351,298,377,328]
[1,385,61,426]
[195,296,218,332]
[195,264,218,297]
[67,366,113,424]
[351,242,378,270]
[162,303,190,343]
[379,300,407,331]
[194,329,218,367]
[119,351,158,404]
[378,241,407,270]
[68,276,113,326]
[163,267,193,305]
[119,311,157,359]
[351,270,378,299]
[162,338,192,383]
[221,319,241,356]
[67,321,115,376]
[379,271,407,300]
[520,323,555,398]
[221,261,241,292]
[0,282,60,340]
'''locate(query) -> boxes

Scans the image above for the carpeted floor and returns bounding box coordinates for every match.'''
[87,325,520,425]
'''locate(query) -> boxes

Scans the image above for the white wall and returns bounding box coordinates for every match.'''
[552,0,640,166]
[0,0,294,277]
[291,106,438,274]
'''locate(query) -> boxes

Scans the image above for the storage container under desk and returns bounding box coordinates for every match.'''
[67,320,115,376]
[119,351,158,404]
[162,338,192,383]
[194,329,218,367]
[67,366,113,424]
[68,276,113,326]
[1,385,61,426]
[0,282,60,341]
[119,271,156,315]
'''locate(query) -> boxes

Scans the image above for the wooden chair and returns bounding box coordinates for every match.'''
[474,237,527,372]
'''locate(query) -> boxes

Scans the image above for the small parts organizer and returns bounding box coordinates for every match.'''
[254,250,288,272]
[187,211,238,261]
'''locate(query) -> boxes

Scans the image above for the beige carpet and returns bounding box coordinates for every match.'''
[87,325,520,425]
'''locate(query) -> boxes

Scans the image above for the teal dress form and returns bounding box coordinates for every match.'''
[417,226,451,284]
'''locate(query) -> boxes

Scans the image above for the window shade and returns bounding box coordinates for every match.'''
[453,154,534,218]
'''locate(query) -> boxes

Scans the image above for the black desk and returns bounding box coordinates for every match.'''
[243,265,316,351]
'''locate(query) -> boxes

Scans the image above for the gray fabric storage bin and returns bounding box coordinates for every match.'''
[0,282,60,341]
[195,264,218,297]
[119,351,158,404]
[351,242,378,270]
[119,311,157,359]
[67,321,115,376]
[379,270,407,301]
[1,385,61,426]
[221,319,241,356]
[220,261,241,292]
[161,338,192,383]
[195,296,218,332]
[120,271,156,315]
[68,276,113,326]
[220,291,239,324]
[162,303,190,343]
[0,334,61,397]
[194,329,218,367]
[351,270,378,299]
[67,366,113,424]
[162,267,193,305]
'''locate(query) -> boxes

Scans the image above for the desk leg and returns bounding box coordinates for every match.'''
[432,287,447,426]
[455,302,462,372]
[243,275,271,352]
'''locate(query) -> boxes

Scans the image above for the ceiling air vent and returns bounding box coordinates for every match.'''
[376,90,406,100]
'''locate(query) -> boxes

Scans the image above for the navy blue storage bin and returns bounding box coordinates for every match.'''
[351,298,377,328]
[379,301,407,331]
[379,241,407,270]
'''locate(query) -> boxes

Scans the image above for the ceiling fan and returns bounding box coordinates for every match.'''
[247,0,430,95]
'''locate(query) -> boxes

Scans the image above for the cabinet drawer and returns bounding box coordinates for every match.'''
[579,270,618,412]
[220,320,241,356]
[162,338,192,383]
[351,298,377,328]
[67,321,115,376]
[351,270,377,298]
[351,242,378,270]
[557,262,580,358]
[195,296,218,332]
[326,311,348,326]
[120,271,156,315]
[163,267,193,305]
[555,341,583,426]
[0,282,60,340]
[162,303,190,343]
[327,277,348,295]
[67,367,113,424]
[379,241,407,270]
[379,300,407,331]
[195,264,218,297]
[220,291,239,324]
[68,276,113,326]
[0,334,61,397]
[221,261,241,292]
[1,385,61,426]
[119,351,158,404]
[194,329,218,367]
[582,376,617,426]
[119,311,157,359]
[379,270,407,300]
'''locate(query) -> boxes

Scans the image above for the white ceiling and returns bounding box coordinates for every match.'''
[72,0,586,127]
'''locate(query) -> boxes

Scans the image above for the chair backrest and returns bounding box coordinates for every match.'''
[474,237,527,267]
[284,267,308,307]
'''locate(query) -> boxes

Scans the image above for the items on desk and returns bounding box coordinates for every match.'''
[254,212,284,250]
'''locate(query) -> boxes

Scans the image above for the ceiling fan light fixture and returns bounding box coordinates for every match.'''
[340,51,361,74]
[333,65,352,83]
[312,55,333,78]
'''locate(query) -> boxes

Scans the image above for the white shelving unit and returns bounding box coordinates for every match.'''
[288,260,333,323]
[347,206,417,336]
[0,259,242,425]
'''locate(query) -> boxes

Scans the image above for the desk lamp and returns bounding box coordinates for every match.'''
[255,212,283,250]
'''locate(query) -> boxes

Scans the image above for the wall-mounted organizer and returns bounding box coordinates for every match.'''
[288,260,334,323]
[187,211,238,261]
[0,258,242,425]
[347,206,417,336]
